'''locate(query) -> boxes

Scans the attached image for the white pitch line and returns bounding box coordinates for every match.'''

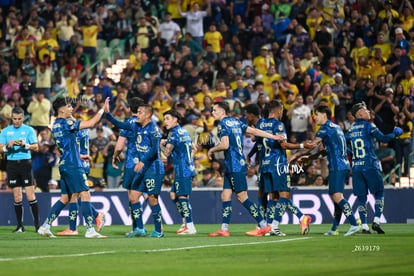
[0,251,116,262]
[143,237,310,253]
[0,237,310,262]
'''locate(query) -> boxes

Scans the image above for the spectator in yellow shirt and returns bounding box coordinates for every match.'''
[203,22,223,54]
[253,45,275,76]
[13,26,36,66]
[79,15,101,67]
[35,30,59,68]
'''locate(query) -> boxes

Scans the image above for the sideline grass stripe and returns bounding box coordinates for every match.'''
[0,237,310,262]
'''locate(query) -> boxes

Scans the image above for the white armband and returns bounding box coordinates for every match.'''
[299,143,304,149]
[98,109,104,116]
[2,145,8,152]
[25,143,31,150]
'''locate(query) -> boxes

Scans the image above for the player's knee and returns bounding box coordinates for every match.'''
[236,191,248,203]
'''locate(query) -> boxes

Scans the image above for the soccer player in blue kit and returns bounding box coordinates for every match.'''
[106,104,165,238]
[297,105,361,236]
[56,128,105,236]
[110,97,148,237]
[161,109,197,235]
[346,102,402,234]
[246,100,313,236]
[38,97,110,238]
[207,101,285,237]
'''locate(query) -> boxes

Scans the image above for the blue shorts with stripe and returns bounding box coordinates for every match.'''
[328,170,349,194]
[122,167,136,190]
[223,171,247,193]
[59,166,89,194]
[352,169,384,196]
[260,171,290,193]
[132,169,163,195]
[170,176,193,196]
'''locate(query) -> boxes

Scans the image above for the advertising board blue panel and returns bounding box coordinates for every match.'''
[0,188,413,226]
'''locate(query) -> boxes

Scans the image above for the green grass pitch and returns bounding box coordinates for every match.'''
[1,224,413,275]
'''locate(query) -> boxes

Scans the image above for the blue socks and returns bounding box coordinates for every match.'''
[68,202,78,231]
[266,200,276,224]
[339,199,358,226]
[357,195,368,225]
[331,202,342,231]
[222,201,232,224]
[242,199,263,223]
[151,204,162,233]
[273,197,289,223]
[46,200,66,225]
[81,201,94,228]
[287,200,304,220]
[131,202,144,229]
[179,198,193,224]
[374,191,384,218]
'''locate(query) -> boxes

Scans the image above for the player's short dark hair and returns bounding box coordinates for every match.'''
[53,97,70,116]
[315,105,332,120]
[351,102,366,117]
[140,104,154,115]
[267,100,283,112]
[163,109,182,124]
[11,106,25,115]
[214,101,230,114]
[129,97,143,113]
[243,104,261,117]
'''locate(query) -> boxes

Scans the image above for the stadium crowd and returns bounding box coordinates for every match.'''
[0,0,414,192]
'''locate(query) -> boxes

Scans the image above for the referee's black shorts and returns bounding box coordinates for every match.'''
[7,159,33,188]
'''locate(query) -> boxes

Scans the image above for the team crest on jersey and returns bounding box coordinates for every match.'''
[67,119,74,126]
[278,124,284,131]
[329,122,335,127]
[137,134,142,144]
[178,128,185,135]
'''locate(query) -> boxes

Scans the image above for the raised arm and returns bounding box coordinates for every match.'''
[79,97,110,129]
[105,112,132,130]
[246,126,285,141]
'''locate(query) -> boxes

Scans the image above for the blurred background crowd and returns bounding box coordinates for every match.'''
[0,0,413,192]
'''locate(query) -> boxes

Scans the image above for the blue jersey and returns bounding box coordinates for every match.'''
[346,119,395,171]
[0,124,37,160]
[166,125,196,178]
[119,116,138,169]
[107,113,164,175]
[257,118,286,173]
[77,129,90,173]
[52,118,83,167]
[217,117,248,173]
[316,121,350,171]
